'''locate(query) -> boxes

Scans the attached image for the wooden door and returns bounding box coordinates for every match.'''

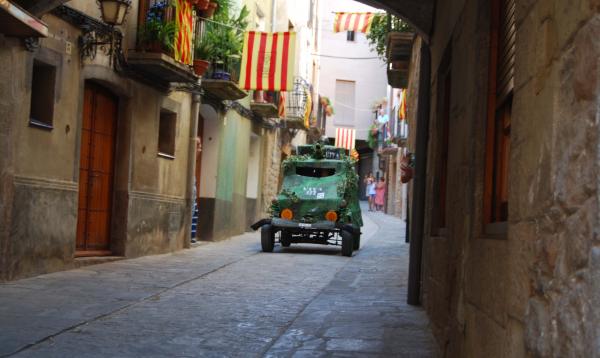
[76,83,118,255]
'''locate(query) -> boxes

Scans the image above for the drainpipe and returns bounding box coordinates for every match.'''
[407,42,431,306]
[184,94,201,249]
[271,0,276,32]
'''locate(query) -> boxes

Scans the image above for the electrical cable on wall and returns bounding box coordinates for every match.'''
[311,53,380,60]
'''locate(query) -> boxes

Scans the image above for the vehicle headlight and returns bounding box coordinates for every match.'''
[325,210,338,222]
[281,208,293,220]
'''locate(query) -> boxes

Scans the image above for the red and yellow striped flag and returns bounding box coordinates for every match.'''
[333,12,375,33]
[239,31,297,92]
[335,127,356,151]
[278,92,286,118]
[398,89,407,121]
[174,0,193,65]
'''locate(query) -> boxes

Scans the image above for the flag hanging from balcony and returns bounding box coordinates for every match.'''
[174,0,193,65]
[239,31,297,92]
[333,12,375,33]
[278,92,286,118]
[398,89,407,121]
[335,127,356,151]
[303,88,312,128]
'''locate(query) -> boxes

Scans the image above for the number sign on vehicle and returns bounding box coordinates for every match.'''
[303,187,325,199]
[325,148,341,159]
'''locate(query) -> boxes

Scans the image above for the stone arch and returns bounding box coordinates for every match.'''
[356,0,435,39]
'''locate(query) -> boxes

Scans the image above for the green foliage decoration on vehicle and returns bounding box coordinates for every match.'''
[273,143,363,227]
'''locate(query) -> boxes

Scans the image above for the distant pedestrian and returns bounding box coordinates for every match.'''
[364,172,376,211]
[375,177,386,211]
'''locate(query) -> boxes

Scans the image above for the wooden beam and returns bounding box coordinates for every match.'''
[13,0,70,16]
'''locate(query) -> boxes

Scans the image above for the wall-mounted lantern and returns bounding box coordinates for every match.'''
[74,0,131,61]
[97,0,131,26]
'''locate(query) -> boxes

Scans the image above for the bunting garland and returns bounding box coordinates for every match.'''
[239,31,297,92]
[333,12,375,33]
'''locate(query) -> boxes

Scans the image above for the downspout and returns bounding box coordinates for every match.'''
[407,42,431,306]
[270,0,276,32]
[184,94,201,249]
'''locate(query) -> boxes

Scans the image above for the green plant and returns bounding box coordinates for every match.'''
[139,18,178,51]
[194,36,213,60]
[212,0,233,15]
[366,13,412,61]
[367,124,379,149]
[202,5,249,71]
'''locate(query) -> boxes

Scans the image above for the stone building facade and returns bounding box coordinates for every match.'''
[394,0,600,356]
[0,0,201,280]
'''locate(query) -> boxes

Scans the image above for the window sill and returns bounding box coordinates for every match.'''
[157,152,175,160]
[29,119,53,130]
[481,221,508,239]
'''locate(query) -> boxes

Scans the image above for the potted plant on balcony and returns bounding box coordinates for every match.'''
[193,37,212,76]
[193,0,210,11]
[203,5,248,80]
[138,2,178,54]
[199,2,218,17]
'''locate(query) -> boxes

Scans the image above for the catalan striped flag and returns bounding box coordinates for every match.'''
[333,12,375,33]
[335,127,356,151]
[278,92,286,118]
[174,0,193,65]
[239,31,297,92]
[398,89,407,121]
[303,88,312,128]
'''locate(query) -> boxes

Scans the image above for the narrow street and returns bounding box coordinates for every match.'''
[0,205,436,357]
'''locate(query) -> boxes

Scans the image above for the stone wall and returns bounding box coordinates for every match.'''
[259,128,283,218]
[515,2,600,356]
[0,13,196,280]
[411,0,600,356]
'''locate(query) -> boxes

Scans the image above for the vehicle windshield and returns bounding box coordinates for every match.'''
[295,167,336,178]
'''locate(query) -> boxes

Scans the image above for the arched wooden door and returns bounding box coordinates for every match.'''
[76,82,118,256]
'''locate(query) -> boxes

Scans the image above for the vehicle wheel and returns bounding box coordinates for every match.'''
[261,225,275,252]
[353,233,361,251]
[341,230,353,257]
[281,230,291,247]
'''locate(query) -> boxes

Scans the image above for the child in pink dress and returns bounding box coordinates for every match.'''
[374,178,386,211]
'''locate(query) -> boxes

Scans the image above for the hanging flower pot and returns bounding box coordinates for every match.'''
[195,0,210,10]
[193,59,210,76]
[200,2,217,18]
[211,69,231,81]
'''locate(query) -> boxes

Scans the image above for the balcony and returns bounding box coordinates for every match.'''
[128,0,200,88]
[386,32,414,89]
[281,78,312,130]
[201,79,247,101]
[127,51,198,86]
[250,91,279,118]
[0,0,48,37]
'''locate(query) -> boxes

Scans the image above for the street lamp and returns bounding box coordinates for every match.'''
[97,0,132,26]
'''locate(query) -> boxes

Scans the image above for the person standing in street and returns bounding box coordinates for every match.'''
[364,172,376,211]
[375,177,386,211]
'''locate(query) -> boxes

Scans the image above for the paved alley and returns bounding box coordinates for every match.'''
[0,207,437,357]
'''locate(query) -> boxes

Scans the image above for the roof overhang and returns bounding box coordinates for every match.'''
[355,0,435,39]
[0,0,48,37]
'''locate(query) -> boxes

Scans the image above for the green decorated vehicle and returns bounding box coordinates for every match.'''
[251,143,363,257]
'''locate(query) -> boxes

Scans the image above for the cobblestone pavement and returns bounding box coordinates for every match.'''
[0,205,438,357]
